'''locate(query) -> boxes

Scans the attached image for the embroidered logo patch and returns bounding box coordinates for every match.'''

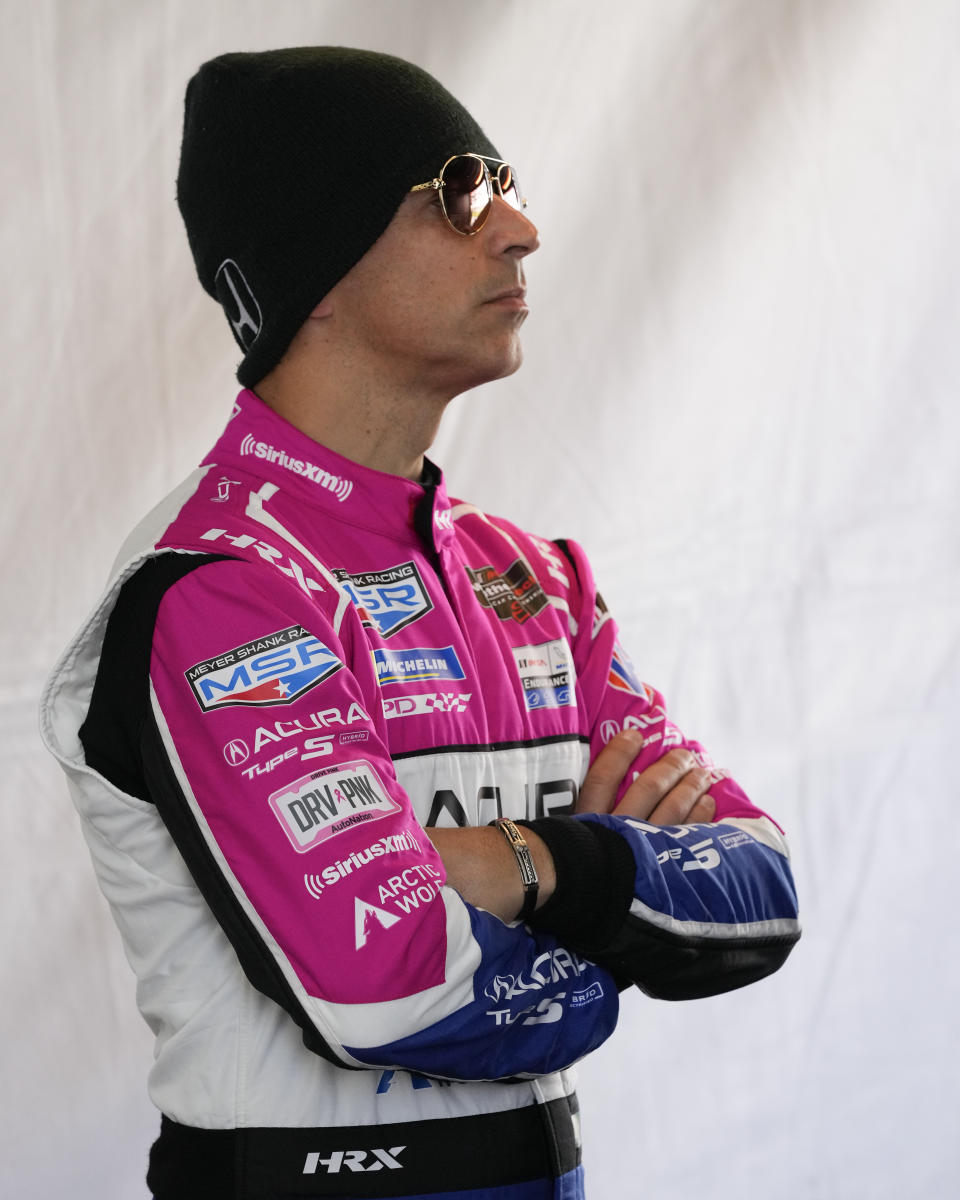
[608,640,647,697]
[269,760,400,853]
[334,562,433,638]
[186,625,342,711]
[512,639,577,711]
[465,559,548,624]
[372,645,465,686]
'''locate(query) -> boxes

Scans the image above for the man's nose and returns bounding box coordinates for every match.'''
[487,194,540,257]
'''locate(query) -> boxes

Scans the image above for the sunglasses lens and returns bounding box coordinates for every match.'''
[441,155,492,233]
[496,163,523,211]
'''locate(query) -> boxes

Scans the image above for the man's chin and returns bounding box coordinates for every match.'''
[497,343,524,379]
[441,339,525,397]
[483,338,524,383]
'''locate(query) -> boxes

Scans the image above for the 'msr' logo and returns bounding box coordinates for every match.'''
[185,625,341,711]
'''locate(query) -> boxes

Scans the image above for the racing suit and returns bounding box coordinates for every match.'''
[40,390,799,1199]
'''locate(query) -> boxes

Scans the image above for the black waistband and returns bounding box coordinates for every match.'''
[147,1094,581,1199]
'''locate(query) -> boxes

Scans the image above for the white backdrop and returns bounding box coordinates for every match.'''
[3,1,958,1197]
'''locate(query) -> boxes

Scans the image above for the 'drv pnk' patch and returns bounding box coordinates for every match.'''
[269,760,400,853]
[186,625,342,711]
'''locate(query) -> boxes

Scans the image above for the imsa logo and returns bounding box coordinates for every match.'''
[186,625,341,711]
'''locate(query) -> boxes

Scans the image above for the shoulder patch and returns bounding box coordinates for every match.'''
[185,625,342,710]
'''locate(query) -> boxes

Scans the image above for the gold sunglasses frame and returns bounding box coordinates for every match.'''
[409,153,527,236]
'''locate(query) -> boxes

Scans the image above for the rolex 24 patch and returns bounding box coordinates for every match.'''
[186,625,342,711]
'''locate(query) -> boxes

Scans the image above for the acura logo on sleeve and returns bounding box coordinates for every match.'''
[223,739,250,766]
[214,258,262,350]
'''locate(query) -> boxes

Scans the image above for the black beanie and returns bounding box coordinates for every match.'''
[176,47,500,386]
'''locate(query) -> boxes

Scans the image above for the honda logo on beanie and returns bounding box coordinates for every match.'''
[214,259,262,350]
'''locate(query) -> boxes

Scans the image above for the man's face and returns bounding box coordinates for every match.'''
[324,173,540,394]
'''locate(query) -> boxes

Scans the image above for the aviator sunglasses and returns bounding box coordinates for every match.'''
[409,153,526,235]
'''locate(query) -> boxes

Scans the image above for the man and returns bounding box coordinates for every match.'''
[40,48,799,1200]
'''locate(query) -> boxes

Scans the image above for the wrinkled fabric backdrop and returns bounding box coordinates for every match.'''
[3,1,957,1197]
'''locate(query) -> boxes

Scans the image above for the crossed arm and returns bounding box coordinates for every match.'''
[428,730,715,923]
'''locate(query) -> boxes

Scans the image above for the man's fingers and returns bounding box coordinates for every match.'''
[646,776,716,827]
[576,730,643,813]
[611,748,701,821]
[579,738,718,826]
[686,792,716,825]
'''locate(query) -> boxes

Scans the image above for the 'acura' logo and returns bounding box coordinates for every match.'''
[215,259,262,350]
[223,739,250,766]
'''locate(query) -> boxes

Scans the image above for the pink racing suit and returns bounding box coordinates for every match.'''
[40,390,798,1199]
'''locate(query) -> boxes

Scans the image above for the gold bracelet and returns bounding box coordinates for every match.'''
[491,817,539,920]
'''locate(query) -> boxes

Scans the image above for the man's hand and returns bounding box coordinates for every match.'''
[429,731,713,922]
[576,730,715,826]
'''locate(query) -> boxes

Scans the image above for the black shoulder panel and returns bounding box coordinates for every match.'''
[551,538,581,588]
[79,553,229,800]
